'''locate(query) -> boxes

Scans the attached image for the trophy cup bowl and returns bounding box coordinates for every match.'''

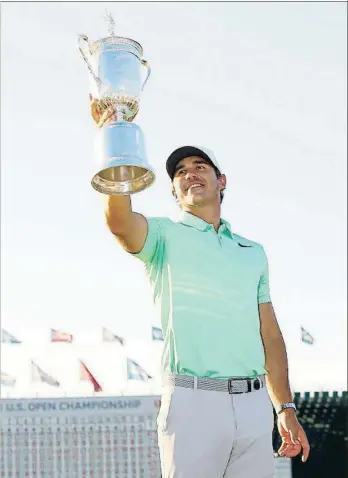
[78,19,155,195]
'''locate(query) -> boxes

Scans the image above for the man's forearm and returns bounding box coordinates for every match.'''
[104,195,132,232]
[263,334,293,410]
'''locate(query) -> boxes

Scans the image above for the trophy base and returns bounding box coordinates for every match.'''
[92,121,155,195]
[92,164,155,195]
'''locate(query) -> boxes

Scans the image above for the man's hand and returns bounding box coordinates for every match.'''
[90,94,117,128]
[89,95,138,127]
[277,410,310,463]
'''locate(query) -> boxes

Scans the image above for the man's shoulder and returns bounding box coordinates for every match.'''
[147,216,174,226]
[147,216,190,239]
[147,216,177,233]
[149,215,193,227]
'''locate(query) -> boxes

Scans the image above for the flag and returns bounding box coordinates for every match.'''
[79,360,102,392]
[127,358,152,381]
[1,371,16,387]
[301,326,314,345]
[1,328,21,343]
[151,326,164,341]
[102,327,124,345]
[51,328,73,343]
[31,361,59,387]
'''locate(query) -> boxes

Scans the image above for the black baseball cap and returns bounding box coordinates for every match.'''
[166,145,221,180]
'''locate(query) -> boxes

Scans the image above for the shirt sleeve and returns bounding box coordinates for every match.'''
[257,247,271,304]
[131,217,166,265]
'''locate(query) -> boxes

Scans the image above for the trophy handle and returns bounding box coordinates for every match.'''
[77,34,102,87]
[140,59,151,91]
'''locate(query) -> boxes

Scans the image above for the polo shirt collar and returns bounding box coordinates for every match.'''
[179,211,234,238]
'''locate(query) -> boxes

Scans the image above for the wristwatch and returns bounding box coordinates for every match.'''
[276,402,297,415]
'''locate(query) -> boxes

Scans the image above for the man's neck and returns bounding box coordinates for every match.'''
[183,204,221,232]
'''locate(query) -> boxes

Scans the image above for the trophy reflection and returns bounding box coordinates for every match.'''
[78,11,155,195]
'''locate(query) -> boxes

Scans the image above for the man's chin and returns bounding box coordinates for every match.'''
[184,195,206,207]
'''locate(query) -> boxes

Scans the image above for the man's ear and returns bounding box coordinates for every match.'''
[218,174,227,192]
[172,186,177,199]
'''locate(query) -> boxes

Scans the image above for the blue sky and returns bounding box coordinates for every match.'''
[1,2,347,394]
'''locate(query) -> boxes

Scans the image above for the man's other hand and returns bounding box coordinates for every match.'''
[277,410,310,463]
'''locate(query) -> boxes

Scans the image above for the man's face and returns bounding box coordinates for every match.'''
[172,156,226,207]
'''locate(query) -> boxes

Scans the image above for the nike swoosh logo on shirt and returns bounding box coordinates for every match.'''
[238,243,253,248]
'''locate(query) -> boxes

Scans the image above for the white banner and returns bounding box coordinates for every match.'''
[0,395,161,478]
[0,395,161,416]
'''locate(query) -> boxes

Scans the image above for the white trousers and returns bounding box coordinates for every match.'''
[157,384,275,478]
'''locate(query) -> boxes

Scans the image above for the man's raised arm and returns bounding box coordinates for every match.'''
[104,195,148,254]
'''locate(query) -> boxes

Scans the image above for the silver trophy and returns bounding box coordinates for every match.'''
[78,11,155,195]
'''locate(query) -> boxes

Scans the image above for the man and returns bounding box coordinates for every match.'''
[91,100,310,477]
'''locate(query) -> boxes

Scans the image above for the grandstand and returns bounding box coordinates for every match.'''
[272,390,348,477]
[290,391,347,477]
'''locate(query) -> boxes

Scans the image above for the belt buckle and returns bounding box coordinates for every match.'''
[228,378,244,394]
[253,376,262,391]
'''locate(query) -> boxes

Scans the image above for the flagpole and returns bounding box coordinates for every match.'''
[298,325,316,391]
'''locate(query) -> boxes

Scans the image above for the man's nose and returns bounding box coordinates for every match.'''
[185,170,198,180]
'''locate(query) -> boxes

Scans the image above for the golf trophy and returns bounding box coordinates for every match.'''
[78,11,155,195]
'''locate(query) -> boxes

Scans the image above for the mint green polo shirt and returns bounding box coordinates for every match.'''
[134,212,271,379]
